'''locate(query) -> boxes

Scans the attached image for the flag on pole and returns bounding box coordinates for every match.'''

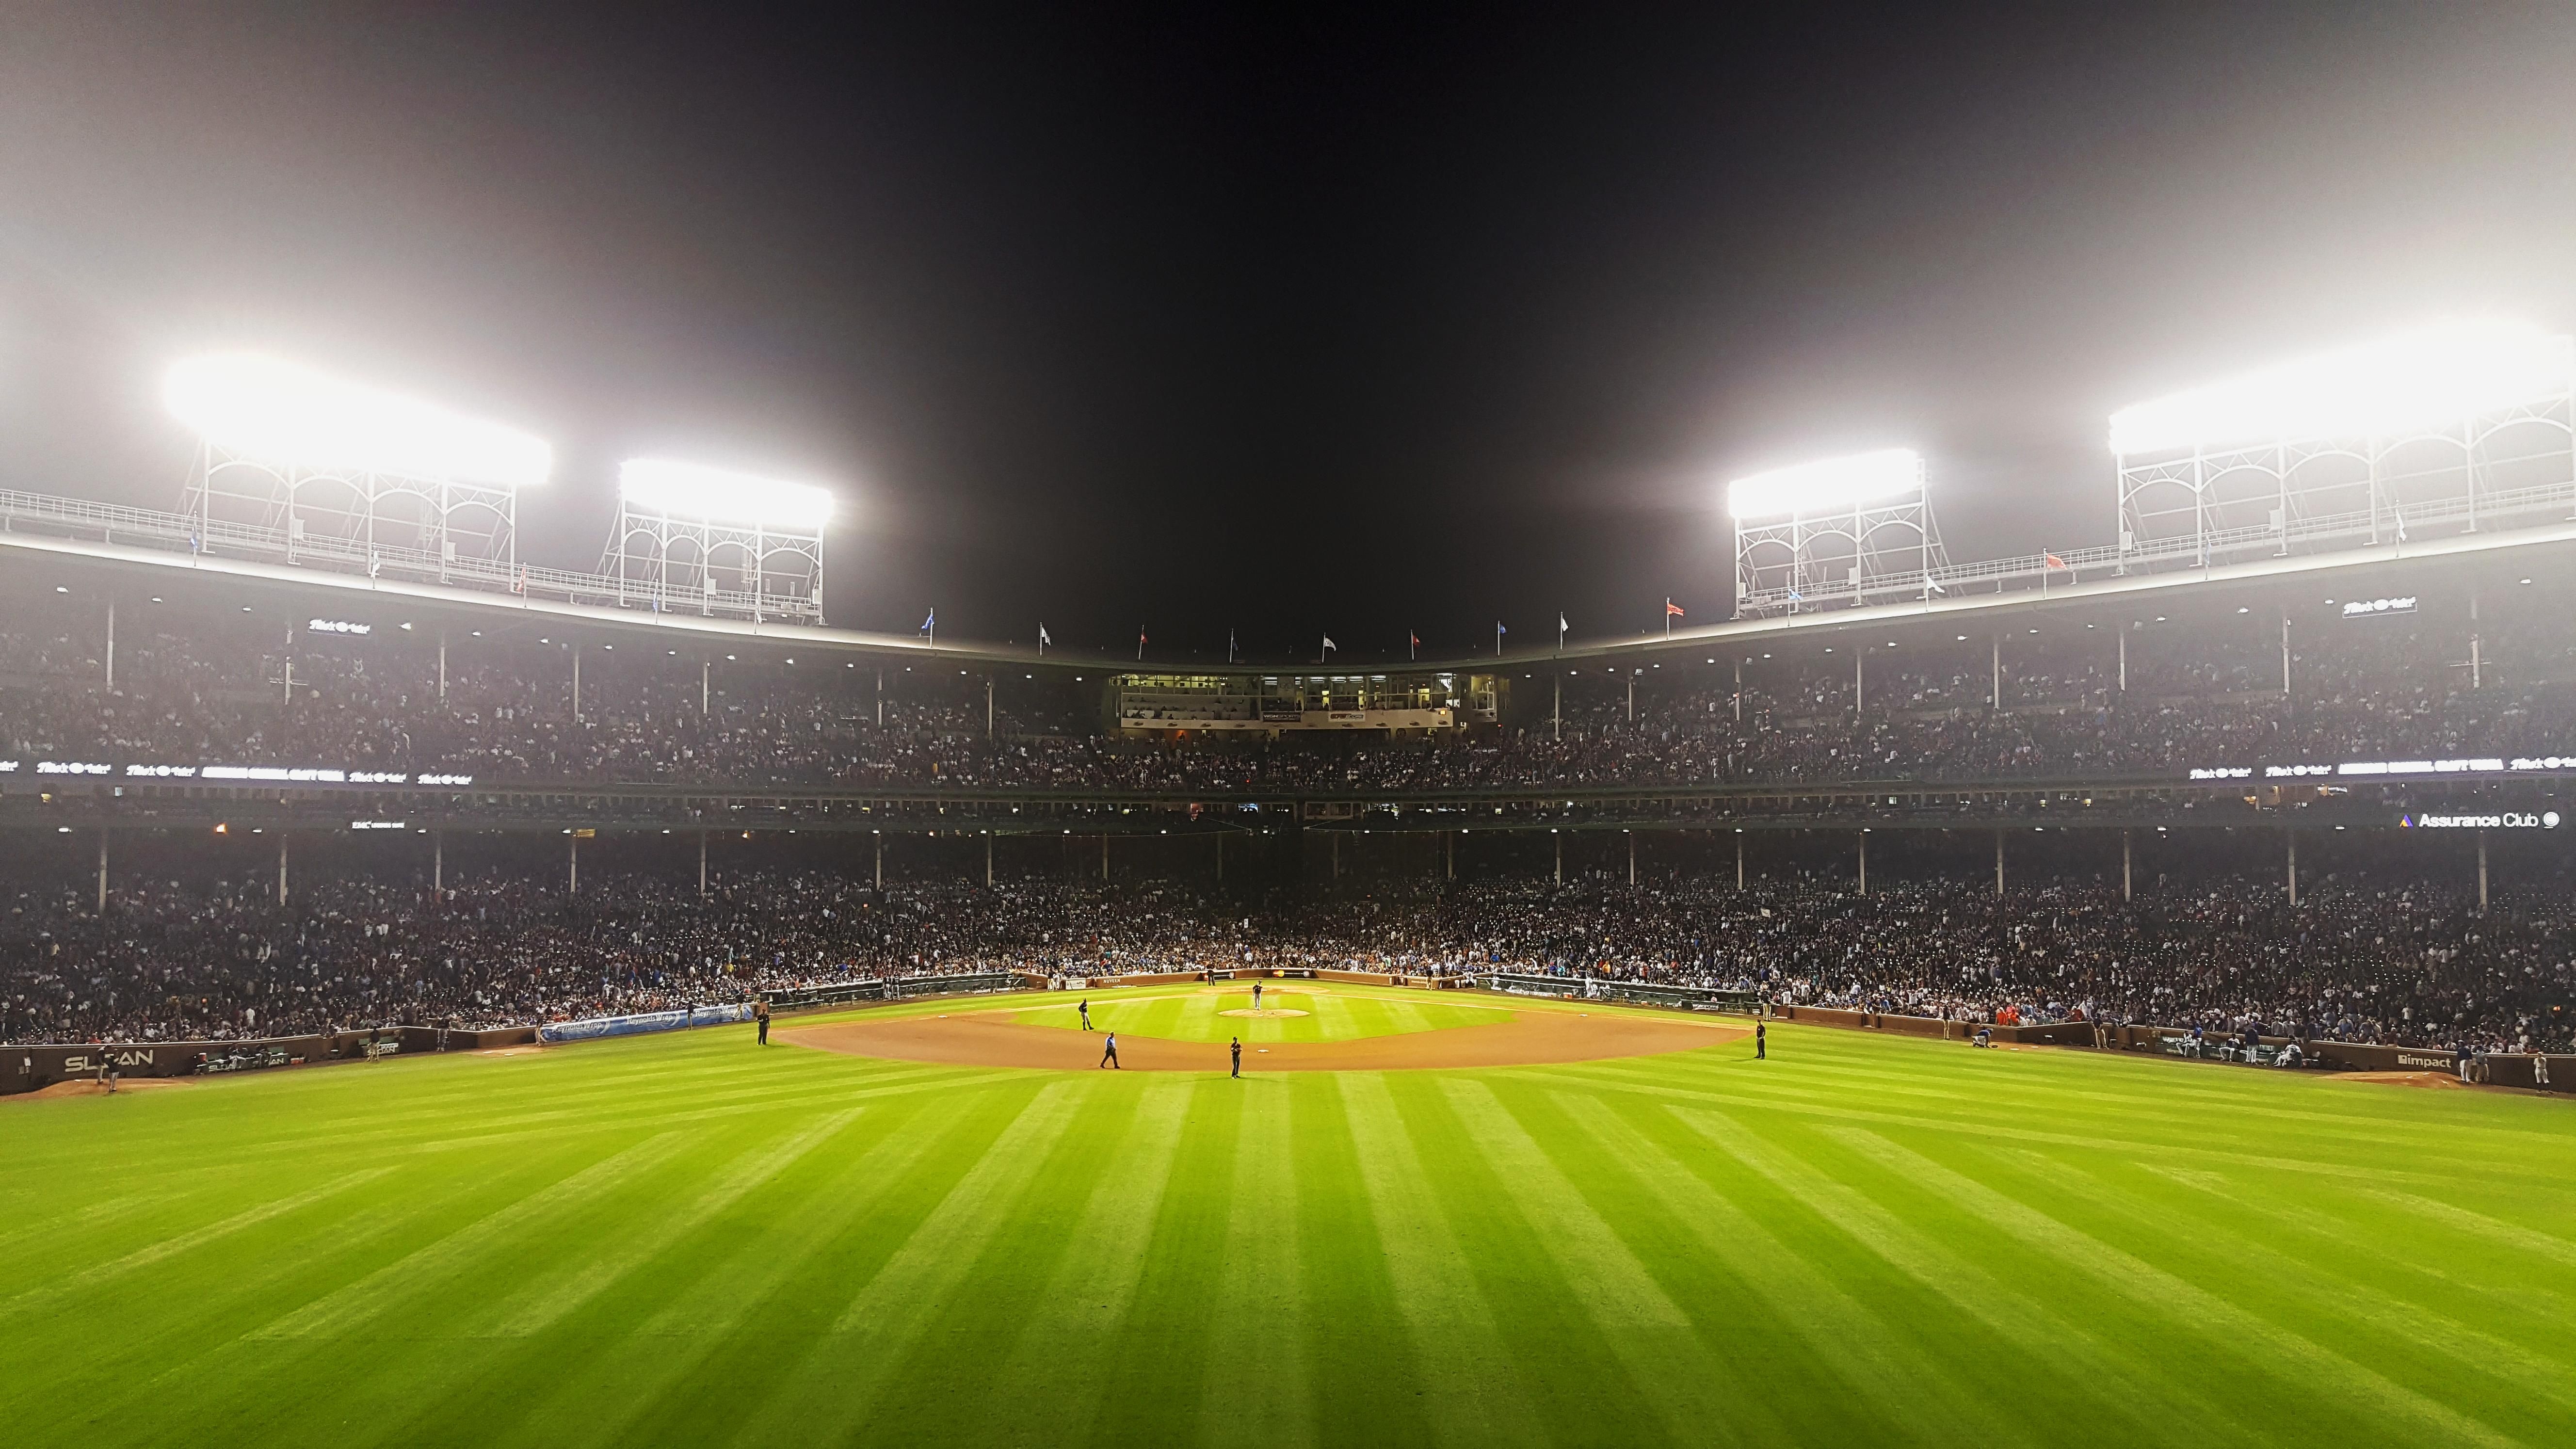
[367,551,382,579]
[1228,628,1237,662]
[1409,630,1419,660]
[1666,600,1685,617]
[2044,552,2067,570]
[1496,621,1507,657]
[1785,588,1804,603]
[2393,499,2409,542]
[1923,574,1946,596]
[1137,627,1147,660]
[1321,635,1337,656]
[920,608,935,644]
[1038,624,1050,655]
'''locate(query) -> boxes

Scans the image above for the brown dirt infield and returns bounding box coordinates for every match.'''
[2333,1070,2469,1090]
[779,1004,1748,1072]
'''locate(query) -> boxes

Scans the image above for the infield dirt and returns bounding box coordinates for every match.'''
[781,1001,1746,1071]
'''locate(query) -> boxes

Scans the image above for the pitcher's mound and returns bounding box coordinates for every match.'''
[1218,1008,1310,1019]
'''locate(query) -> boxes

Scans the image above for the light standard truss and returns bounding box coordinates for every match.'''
[181,442,518,582]
[1732,449,1948,616]
[2116,393,2576,567]
[601,459,830,625]
[2113,323,2576,572]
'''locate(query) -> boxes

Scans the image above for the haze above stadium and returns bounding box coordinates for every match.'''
[7,7,2576,660]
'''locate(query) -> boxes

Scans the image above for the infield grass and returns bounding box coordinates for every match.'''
[6,984,2574,1448]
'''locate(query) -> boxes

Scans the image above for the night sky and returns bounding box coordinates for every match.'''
[7,5,2576,664]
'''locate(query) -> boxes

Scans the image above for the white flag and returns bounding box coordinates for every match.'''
[1038,624,1051,645]
[1321,636,1337,652]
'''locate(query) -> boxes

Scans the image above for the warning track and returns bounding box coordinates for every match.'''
[779,1002,1747,1072]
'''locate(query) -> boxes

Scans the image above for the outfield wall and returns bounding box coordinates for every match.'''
[1761,1005,2570,1091]
[2,1023,539,1095]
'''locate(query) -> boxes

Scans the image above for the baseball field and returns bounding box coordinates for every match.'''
[7,982,2574,1447]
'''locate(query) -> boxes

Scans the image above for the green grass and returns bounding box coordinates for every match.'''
[6,986,2575,1447]
[1020,986,1516,1042]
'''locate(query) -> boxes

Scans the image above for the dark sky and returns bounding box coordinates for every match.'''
[8,4,2576,664]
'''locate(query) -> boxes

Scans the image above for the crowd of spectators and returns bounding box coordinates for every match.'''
[8,608,2576,794]
[6,863,2568,1056]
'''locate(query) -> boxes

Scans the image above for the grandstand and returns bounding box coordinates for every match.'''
[9,378,2576,1072]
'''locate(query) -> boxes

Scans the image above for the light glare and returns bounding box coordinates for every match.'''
[619,458,834,530]
[2109,320,2573,455]
[1727,447,1922,519]
[164,354,551,487]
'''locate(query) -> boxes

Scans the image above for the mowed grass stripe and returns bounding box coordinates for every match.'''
[1196,1079,1314,1449]
[0,1168,390,1312]
[1284,1075,1439,1447]
[713,1080,1091,1448]
[477,1108,865,1338]
[1337,1073,1546,1449]
[2021,1151,2576,1425]
[479,1095,989,1449]
[1832,1127,2527,1449]
[968,1078,1199,1442]
[826,1079,1088,1334]
[3,1164,525,1440]
[2364,1188,2576,1273]
[1436,1078,1751,1447]
[1535,1060,2517,1189]
[1550,1091,2034,1449]
[1674,1106,2267,1442]
[248,1132,693,1341]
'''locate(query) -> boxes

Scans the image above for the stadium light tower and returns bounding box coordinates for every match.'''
[603,458,833,624]
[2111,320,2576,570]
[167,354,550,582]
[1729,447,1946,616]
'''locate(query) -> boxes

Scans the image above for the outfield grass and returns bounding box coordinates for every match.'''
[6,985,2574,1448]
[1022,986,1515,1042]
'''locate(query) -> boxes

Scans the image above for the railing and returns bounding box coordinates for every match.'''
[0,487,822,626]
[1737,477,2576,614]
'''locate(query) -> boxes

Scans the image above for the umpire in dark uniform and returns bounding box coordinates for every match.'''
[1230,1036,1242,1078]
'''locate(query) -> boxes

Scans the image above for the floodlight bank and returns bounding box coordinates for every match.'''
[2108,319,2575,456]
[618,458,836,530]
[1726,446,1923,520]
[163,354,552,489]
